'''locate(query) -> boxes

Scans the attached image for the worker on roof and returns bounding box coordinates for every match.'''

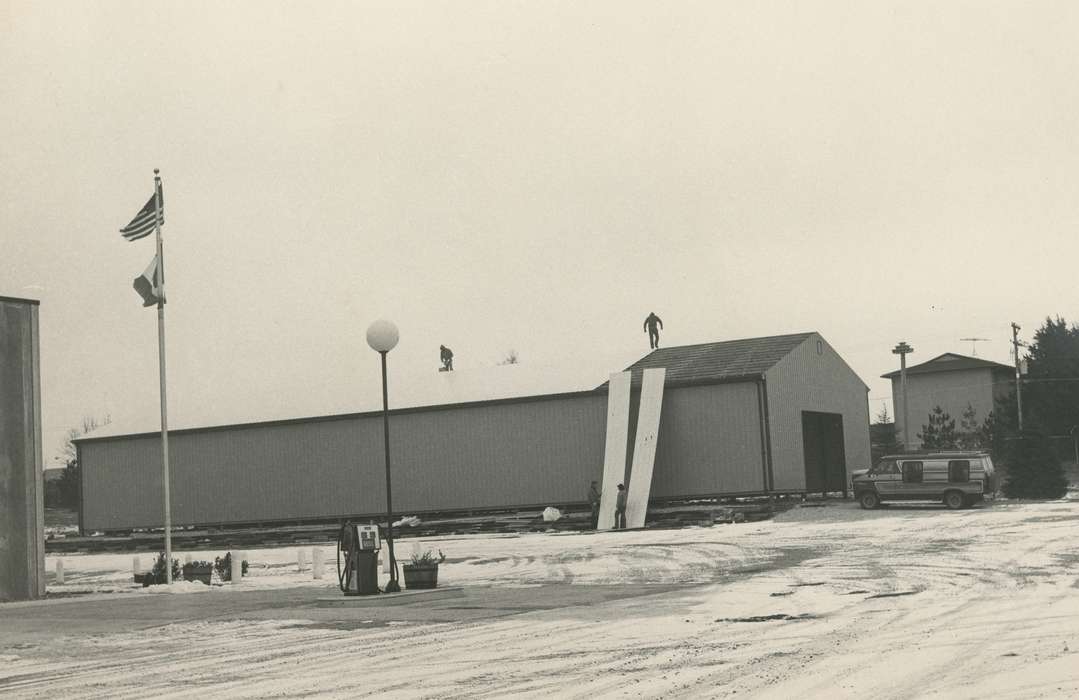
[643,312,663,350]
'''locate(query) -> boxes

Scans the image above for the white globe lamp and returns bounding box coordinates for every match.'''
[366,319,399,353]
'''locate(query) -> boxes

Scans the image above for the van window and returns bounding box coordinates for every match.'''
[902,461,923,483]
[948,460,970,482]
[873,459,898,475]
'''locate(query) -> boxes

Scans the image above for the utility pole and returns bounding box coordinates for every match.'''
[892,342,914,450]
[1011,323,1026,432]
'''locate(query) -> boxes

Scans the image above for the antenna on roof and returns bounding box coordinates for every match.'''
[960,338,989,356]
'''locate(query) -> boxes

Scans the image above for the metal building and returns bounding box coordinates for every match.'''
[0,296,45,600]
[77,331,870,532]
[618,332,871,497]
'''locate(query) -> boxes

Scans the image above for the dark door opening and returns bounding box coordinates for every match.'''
[802,411,847,496]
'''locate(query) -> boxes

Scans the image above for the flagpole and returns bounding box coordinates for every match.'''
[152,168,172,584]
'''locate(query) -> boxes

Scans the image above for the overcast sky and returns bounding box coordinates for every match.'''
[3,1,1077,460]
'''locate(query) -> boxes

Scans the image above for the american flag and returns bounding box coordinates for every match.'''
[119,183,164,241]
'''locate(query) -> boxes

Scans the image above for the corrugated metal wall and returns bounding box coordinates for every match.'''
[81,394,609,531]
[80,344,870,530]
[634,382,765,497]
[0,299,45,600]
[765,334,872,491]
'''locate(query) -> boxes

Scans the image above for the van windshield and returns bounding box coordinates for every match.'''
[871,459,898,475]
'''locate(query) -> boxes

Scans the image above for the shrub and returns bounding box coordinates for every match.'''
[149,552,181,584]
[213,552,249,581]
[1002,431,1068,499]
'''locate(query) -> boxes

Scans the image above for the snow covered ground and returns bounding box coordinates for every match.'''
[4,498,1079,698]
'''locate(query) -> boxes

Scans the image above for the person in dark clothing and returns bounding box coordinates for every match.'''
[614,483,627,529]
[588,480,601,529]
[643,312,663,349]
[440,345,454,371]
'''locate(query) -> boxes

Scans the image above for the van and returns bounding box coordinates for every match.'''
[852,452,995,510]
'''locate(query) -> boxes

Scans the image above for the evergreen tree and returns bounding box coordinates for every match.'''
[1022,316,1079,436]
[979,410,1009,459]
[918,406,958,450]
[957,403,983,449]
[1002,430,1068,499]
[871,405,899,463]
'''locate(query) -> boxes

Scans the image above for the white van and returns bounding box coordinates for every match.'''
[852,452,995,510]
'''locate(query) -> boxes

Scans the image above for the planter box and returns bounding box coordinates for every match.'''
[136,572,168,587]
[182,565,213,586]
[402,564,438,589]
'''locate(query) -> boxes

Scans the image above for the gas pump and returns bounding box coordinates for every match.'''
[336,522,381,595]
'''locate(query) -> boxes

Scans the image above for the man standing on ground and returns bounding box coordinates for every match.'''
[588,480,601,529]
[643,312,663,350]
[440,345,454,371]
[614,483,627,529]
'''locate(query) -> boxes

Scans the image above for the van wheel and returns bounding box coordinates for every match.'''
[859,492,879,510]
[944,491,965,510]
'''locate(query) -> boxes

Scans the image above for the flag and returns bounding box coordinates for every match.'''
[133,254,164,307]
[119,183,164,241]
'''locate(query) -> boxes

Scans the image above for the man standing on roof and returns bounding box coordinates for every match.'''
[643,312,663,350]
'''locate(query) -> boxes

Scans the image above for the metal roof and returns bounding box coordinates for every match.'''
[0,295,40,305]
[73,389,603,445]
[880,352,1012,379]
[598,332,816,389]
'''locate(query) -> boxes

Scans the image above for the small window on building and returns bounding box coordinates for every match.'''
[902,461,923,483]
[816,340,823,355]
[948,460,970,483]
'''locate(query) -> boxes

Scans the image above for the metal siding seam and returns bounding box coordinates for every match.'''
[761,374,776,492]
[756,379,770,494]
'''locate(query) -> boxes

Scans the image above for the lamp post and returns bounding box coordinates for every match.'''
[366,319,401,593]
[892,342,914,450]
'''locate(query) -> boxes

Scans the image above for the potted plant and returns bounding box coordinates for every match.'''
[138,552,181,586]
[402,549,445,590]
[182,560,214,585]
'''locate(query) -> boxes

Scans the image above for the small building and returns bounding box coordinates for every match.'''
[618,332,871,497]
[883,352,1013,448]
[76,331,871,532]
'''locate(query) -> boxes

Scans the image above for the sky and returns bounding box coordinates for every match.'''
[3,1,1077,461]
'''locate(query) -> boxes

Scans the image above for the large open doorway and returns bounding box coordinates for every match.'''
[802,411,847,495]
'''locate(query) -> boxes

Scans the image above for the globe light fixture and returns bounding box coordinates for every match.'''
[366,319,399,353]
